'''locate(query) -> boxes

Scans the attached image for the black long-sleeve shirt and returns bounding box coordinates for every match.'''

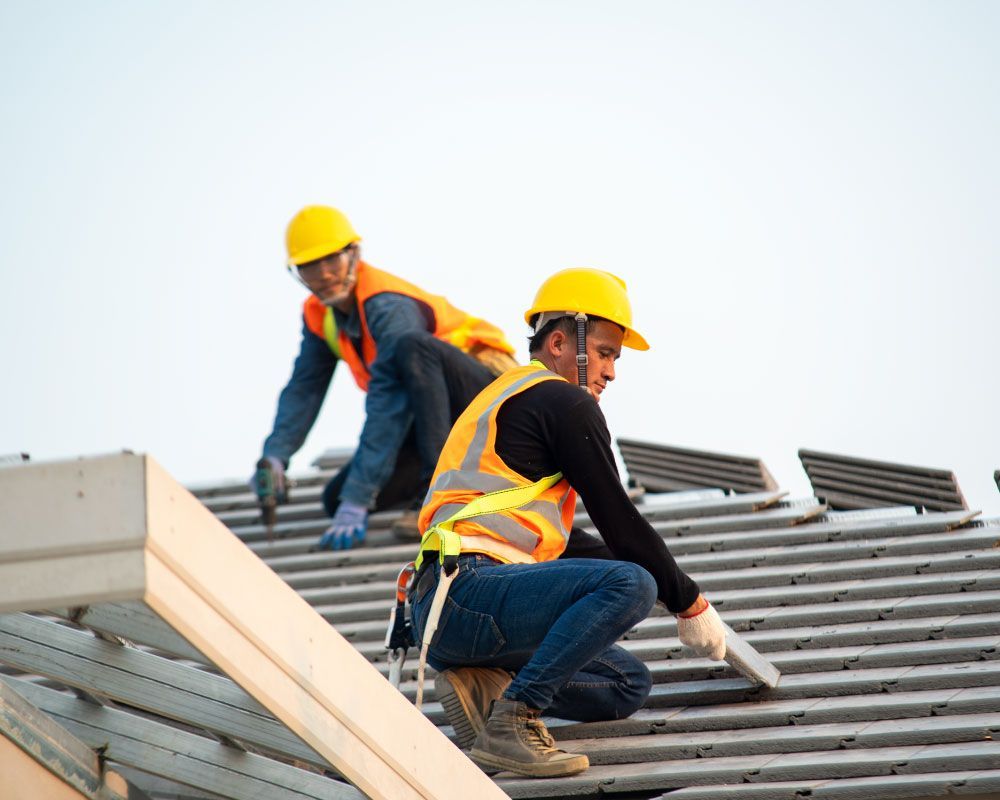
[494,378,701,613]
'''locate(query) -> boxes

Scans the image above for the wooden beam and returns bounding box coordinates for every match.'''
[0,454,148,612]
[0,453,506,800]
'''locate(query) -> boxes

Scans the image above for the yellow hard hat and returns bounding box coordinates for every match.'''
[285,205,361,267]
[524,268,649,350]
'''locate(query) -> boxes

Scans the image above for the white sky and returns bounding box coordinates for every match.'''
[2,2,998,514]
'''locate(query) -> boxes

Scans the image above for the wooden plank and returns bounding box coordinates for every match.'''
[8,678,361,800]
[0,677,131,800]
[140,455,505,800]
[1,737,99,800]
[0,453,505,800]
[0,454,150,613]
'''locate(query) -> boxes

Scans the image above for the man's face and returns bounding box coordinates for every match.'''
[551,319,624,402]
[294,246,357,308]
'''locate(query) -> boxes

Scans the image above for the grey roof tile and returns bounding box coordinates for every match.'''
[657,771,999,800]
[559,714,999,765]
[10,443,1000,799]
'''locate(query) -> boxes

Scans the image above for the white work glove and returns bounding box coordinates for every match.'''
[676,599,727,661]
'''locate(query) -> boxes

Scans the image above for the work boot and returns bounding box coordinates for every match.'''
[390,510,421,541]
[435,667,512,750]
[470,699,590,778]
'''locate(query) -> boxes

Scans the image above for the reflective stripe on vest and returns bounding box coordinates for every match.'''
[418,364,578,563]
[302,262,515,392]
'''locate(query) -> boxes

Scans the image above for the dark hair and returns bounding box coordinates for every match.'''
[527,314,615,354]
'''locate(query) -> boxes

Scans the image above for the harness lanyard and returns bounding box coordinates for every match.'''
[385,563,416,688]
[412,470,563,708]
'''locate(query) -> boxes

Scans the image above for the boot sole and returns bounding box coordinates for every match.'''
[435,675,481,750]
[469,748,589,778]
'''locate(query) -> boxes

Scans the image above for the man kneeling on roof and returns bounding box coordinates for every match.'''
[410,268,727,778]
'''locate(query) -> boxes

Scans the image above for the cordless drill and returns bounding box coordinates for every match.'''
[254,458,288,541]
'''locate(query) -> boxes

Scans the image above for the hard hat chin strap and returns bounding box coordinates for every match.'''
[574,312,588,389]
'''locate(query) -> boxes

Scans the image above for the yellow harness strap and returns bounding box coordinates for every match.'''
[412,470,563,708]
[414,471,563,572]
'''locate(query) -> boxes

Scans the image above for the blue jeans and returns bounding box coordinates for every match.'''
[321,333,495,514]
[321,426,424,516]
[392,332,495,488]
[412,554,657,721]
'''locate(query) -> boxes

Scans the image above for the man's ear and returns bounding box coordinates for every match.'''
[548,328,567,357]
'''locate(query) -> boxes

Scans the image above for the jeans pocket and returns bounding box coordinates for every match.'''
[431,597,506,662]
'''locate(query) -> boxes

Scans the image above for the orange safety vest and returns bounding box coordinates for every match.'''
[302,262,515,392]
[418,364,578,563]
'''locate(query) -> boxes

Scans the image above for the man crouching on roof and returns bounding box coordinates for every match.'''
[410,268,727,778]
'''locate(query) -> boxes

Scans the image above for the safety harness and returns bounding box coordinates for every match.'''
[385,470,563,707]
[383,347,586,707]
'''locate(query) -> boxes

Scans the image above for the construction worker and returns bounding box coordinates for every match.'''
[256,205,517,550]
[410,268,726,778]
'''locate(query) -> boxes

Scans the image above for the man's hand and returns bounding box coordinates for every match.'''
[315,500,369,551]
[676,595,726,661]
[250,456,288,502]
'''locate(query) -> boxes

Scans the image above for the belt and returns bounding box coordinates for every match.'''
[457,533,536,565]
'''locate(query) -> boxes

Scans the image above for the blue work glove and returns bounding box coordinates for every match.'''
[315,500,369,551]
